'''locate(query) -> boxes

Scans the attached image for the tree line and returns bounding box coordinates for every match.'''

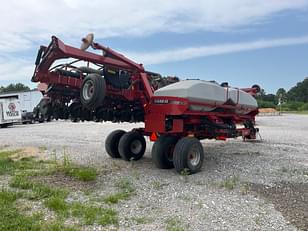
[1,78,307,111]
[257,77,308,111]
[0,83,30,93]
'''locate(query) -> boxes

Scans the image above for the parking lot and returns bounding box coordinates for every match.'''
[1,114,307,230]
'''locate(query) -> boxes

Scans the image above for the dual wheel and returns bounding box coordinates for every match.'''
[106,130,204,174]
[105,130,146,161]
[152,136,204,174]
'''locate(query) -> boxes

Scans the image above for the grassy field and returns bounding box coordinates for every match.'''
[0,148,120,231]
[0,147,183,231]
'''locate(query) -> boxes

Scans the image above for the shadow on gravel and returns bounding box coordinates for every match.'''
[249,182,308,231]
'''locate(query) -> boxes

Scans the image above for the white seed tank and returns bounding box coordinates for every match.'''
[154,80,258,114]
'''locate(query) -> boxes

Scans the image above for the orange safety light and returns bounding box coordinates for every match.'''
[150,132,158,141]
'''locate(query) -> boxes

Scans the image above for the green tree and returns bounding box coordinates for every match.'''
[0,83,30,93]
[276,88,287,104]
[287,77,308,102]
[257,100,276,108]
[256,88,266,101]
[262,93,276,103]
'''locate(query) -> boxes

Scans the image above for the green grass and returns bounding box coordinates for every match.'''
[1,149,97,182]
[38,146,47,152]
[219,176,239,190]
[0,149,118,229]
[0,149,50,176]
[0,157,15,175]
[43,197,118,226]
[0,150,24,175]
[44,196,69,215]
[240,183,250,195]
[0,150,21,159]
[0,189,20,204]
[131,216,153,224]
[0,189,77,231]
[10,174,68,200]
[0,205,42,230]
[41,222,78,231]
[62,166,97,181]
[166,218,185,231]
[115,177,135,193]
[58,155,98,182]
[152,180,168,190]
[9,175,33,189]
[103,191,131,204]
[103,177,135,204]
[71,202,118,226]
[180,169,190,183]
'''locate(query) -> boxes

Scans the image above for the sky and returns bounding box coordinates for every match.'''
[0,0,308,93]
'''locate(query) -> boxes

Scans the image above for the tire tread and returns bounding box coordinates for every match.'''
[118,131,146,161]
[105,130,126,158]
[152,136,177,169]
[173,137,204,174]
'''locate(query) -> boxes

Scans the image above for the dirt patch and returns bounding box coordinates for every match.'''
[249,182,308,231]
[32,173,96,192]
[10,147,48,161]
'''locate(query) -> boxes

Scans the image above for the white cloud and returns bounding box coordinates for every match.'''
[127,35,308,64]
[2,35,308,85]
[0,58,34,82]
[0,1,308,85]
[0,0,307,53]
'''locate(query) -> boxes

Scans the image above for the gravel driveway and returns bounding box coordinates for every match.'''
[1,114,307,230]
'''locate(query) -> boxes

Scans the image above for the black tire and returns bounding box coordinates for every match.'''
[80,74,106,108]
[0,123,11,128]
[36,98,51,122]
[152,136,178,169]
[69,102,81,122]
[118,131,146,161]
[173,137,204,174]
[38,112,45,123]
[38,99,49,115]
[105,130,126,158]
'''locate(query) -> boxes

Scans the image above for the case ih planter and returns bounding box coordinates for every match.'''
[32,34,260,174]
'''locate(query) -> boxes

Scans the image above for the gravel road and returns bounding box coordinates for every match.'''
[1,114,307,231]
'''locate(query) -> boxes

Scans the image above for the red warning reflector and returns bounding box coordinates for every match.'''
[150,133,158,141]
[216,136,226,141]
